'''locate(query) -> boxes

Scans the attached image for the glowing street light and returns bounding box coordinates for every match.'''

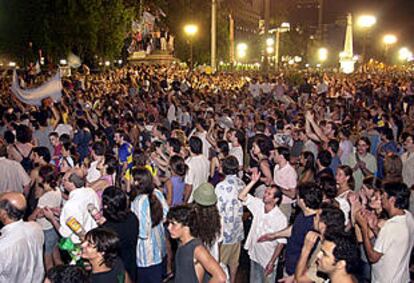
[383,34,397,63]
[399,47,413,62]
[318,48,328,62]
[104,61,110,67]
[266,46,274,54]
[184,24,198,69]
[236,43,248,60]
[266,38,274,46]
[357,15,376,28]
[357,15,376,62]
[59,59,67,65]
[383,34,397,45]
[184,24,198,37]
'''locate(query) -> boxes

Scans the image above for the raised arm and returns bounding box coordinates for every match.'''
[238,171,260,202]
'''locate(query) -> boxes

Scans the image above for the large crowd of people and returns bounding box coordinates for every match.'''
[1,63,414,283]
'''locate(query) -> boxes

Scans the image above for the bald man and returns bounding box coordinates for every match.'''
[0,192,45,282]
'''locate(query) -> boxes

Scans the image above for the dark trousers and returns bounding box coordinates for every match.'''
[137,262,163,283]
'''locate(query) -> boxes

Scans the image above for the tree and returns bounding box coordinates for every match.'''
[0,0,132,65]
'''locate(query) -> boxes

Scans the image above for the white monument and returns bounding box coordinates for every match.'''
[339,14,357,74]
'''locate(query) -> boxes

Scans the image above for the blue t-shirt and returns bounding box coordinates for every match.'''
[285,212,315,275]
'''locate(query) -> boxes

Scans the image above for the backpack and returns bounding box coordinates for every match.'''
[13,144,33,173]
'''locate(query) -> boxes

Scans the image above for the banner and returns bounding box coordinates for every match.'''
[11,71,62,106]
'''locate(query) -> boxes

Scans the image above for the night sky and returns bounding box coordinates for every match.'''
[348,0,414,46]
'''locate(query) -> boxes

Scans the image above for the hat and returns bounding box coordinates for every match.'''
[193,183,217,206]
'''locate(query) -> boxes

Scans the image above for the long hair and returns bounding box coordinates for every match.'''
[132,167,163,227]
[102,186,129,222]
[190,203,221,248]
[338,165,355,191]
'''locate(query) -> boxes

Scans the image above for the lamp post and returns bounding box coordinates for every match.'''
[270,22,290,71]
[399,47,412,63]
[318,47,328,66]
[184,24,198,69]
[236,43,248,60]
[383,34,397,63]
[357,15,376,63]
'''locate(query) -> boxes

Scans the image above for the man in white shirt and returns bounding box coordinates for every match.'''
[184,137,210,203]
[356,182,414,283]
[189,118,211,159]
[46,171,100,244]
[239,171,287,283]
[402,134,414,188]
[249,78,261,99]
[86,141,105,184]
[0,143,31,195]
[273,146,298,219]
[0,192,45,282]
[228,128,244,171]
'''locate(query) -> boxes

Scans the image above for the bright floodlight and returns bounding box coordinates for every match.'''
[266,46,274,54]
[59,59,67,65]
[184,24,198,37]
[9,61,16,67]
[104,61,110,66]
[318,48,328,62]
[266,38,274,46]
[237,43,248,59]
[383,34,397,45]
[357,15,376,28]
[399,47,413,61]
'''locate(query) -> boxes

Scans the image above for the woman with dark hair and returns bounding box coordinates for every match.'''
[89,155,118,203]
[335,165,355,226]
[298,151,316,183]
[81,228,132,283]
[28,164,62,271]
[250,136,273,187]
[130,168,169,283]
[164,155,188,207]
[102,186,139,282]
[7,124,34,172]
[59,141,77,173]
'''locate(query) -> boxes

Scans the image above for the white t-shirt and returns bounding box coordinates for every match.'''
[243,194,288,268]
[273,163,298,204]
[59,187,100,243]
[229,144,244,168]
[185,155,210,202]
[335,190,351,226]
[37,190,62,230]
[86,160,101,183]
[249,83,261,98]
[372,211,414,283]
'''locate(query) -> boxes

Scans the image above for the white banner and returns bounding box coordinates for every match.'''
[11,70,62,106]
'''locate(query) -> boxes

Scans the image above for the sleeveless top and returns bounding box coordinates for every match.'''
[174,238,202,283]
[164,176,185,207]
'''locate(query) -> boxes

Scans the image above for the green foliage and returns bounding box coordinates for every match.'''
[0,0,133,64]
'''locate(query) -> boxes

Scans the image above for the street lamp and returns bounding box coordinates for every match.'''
[184,24,198,69]
[357,15,376,62]
[357,15,376,28]
[399,47,413,62]
[318,47,328,62]
[269,22,290,71]
[383,34,397,45]
[383,34,397,63]
[236,43,248,60]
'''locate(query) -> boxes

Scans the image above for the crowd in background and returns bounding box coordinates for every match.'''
[1,64,414,283]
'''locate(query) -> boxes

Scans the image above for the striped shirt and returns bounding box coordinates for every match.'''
[131,189,169,267]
